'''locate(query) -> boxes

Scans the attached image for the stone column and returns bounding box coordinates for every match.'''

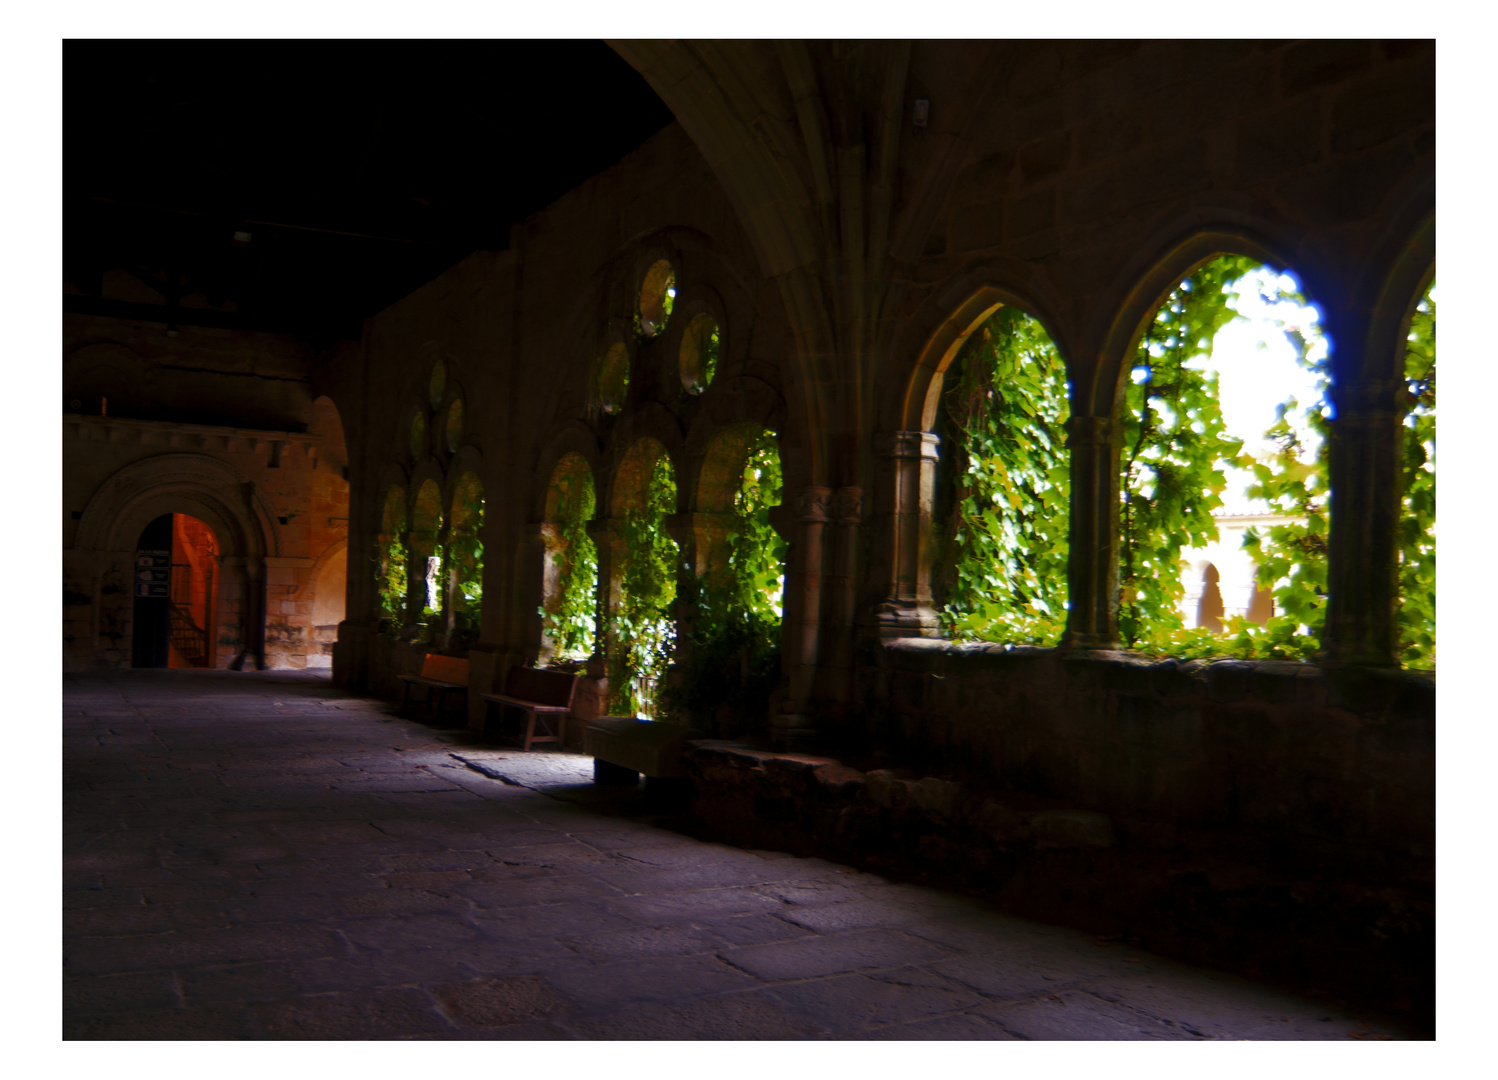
[824,486,862,709]
[773,485,831,748]
[871,431,942,638]
[1062,415,1119,648]
[1322,380,1403,667]
[230,556,267,670]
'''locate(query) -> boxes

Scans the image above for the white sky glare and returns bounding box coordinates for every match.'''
[1191,266,1330,514]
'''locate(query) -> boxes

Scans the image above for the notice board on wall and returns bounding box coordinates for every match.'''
[135,550,171,598]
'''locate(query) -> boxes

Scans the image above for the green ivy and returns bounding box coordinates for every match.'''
[935,306,1071,646]
[1397,280,1436,668]
[607,453,678,716]
[660,430,786,733]
[376,533,408,632]
[1118,258,1338,662]
[703,325,720,388]
[1118,255,1256,651]
[446,483,485,650]
[541,461,599,658]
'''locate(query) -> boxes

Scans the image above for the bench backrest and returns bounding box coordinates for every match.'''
[504,665,578,709]
[420,654,470,685]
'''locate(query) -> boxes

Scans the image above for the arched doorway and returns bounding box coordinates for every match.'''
[132,512,221,668]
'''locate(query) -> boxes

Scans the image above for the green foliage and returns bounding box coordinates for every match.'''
[1118,256,1256,650]
[936,306,1071,646]
[1119,259,1334,662]
[542,461,599,658]
[660,430,786,733]
[607,453,679,716]
[1397,281,1436,668]
[703,325,720,388]
[376,533,408,632]
[446,481,485,648]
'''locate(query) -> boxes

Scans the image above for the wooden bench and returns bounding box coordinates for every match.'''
[479,666,579,751]
[397,654,470,726]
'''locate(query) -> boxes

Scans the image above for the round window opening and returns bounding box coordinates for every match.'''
[410,412,427,460]
[637,260,675,340]
[446,399,463,452]
[679,313,721,394]
[595,342,631,415]
[428,359,446,411]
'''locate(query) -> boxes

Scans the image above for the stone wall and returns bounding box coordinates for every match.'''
[860,641,1434,879]
[63,318,350,671]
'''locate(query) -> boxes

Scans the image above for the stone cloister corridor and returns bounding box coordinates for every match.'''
[63,670,1424,1041]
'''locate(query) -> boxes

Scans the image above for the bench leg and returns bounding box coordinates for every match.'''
[523,711,536,752]
[399,681,412,718]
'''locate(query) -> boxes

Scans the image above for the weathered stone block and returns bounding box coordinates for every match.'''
[909,776,961,820]
[1019,133,1072,185]
[865,770,910,812]
[1329,66,1434,154]
[1030,809,1115,850]
[1280,39,1375,96]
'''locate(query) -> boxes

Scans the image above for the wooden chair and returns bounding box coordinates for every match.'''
[479,666,579,750]
[397,654,470,725]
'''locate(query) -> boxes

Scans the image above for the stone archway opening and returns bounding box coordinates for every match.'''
[1118,254,1332,658]
[931,304,1071,647]
[542,454,599,663]
[132,512,221,668]
[607,438,678,717]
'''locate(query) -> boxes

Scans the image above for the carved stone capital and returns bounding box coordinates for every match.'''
[874,430,940,462]
[797,486,833,523]
[832,486,863,524]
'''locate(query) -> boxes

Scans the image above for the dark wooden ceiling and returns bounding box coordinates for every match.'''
[63,40,676,339]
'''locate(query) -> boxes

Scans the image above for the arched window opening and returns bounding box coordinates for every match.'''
[429,358,446,411]
[445,473,484,653]
[637,259,675,341]
[679,313,720,394]
[445,398,464,453]
[411,480,444,641]
[542,455,599,661]
[1398,279,1436,669]
[934,305,1071,646]
[133,513,221,668]
[375,485,407,634]
[1196,563,1225,633]
[592,343,630,417]
[661,426,786,736]
[609,439,678,717]
[1119,256,1331,660]
[410,411,428,461]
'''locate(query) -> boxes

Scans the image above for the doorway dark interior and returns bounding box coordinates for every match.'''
[131,514,173,668]
[132,512,221,668]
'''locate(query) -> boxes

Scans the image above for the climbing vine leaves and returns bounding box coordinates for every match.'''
[1118,256,1255,651]
[661,430,786,733]
[607,452,678,716]
[542,458,598,659]
[937,306,1071,646]
[1397,281,1436,668]
[446,477,484,648]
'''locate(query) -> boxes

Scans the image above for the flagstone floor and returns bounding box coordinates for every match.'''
[63,669,1426,1040]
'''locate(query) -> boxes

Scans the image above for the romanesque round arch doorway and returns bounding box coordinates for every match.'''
[131,513,222,669]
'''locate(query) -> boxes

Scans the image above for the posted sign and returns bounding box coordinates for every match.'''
[135,550,171,598]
